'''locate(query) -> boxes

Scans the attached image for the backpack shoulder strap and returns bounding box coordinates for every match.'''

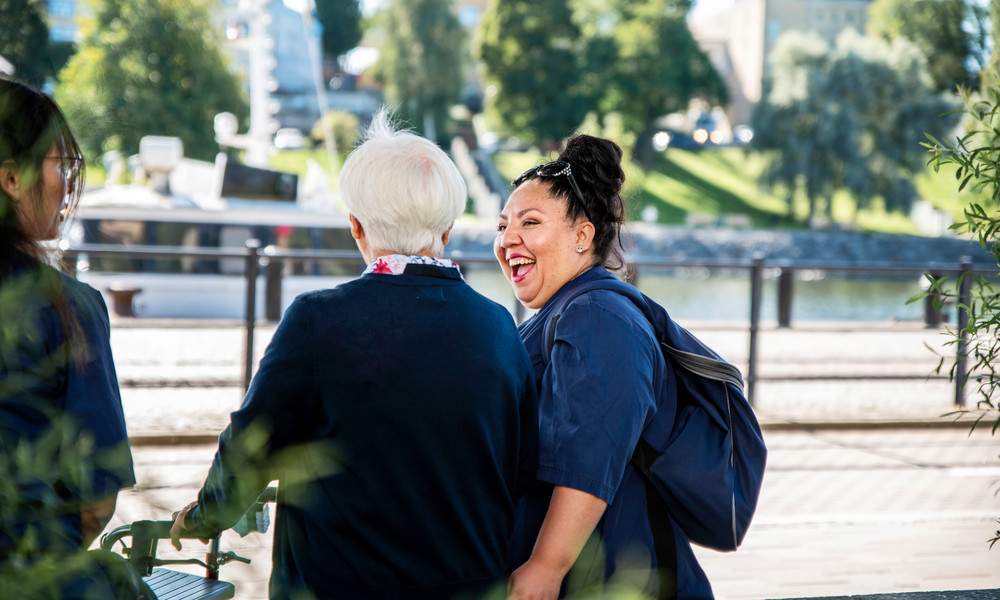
[542,279,744,391]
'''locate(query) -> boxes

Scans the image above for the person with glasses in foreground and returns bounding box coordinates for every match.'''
[170,108,539,600]
[497,135,713,599]
[0,78,140,598]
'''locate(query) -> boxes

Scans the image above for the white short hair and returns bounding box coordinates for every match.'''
[338,108,467,256]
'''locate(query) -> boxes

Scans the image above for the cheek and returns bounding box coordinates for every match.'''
[493,238,509,270]
[43,171,63,200]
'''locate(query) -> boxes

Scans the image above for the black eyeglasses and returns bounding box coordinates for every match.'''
[512,160,590,219]
[45,155,83,181]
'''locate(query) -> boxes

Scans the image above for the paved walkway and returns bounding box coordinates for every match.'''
[110,430,1000,600]
[107,318,983,439]
[101,319,1000,599]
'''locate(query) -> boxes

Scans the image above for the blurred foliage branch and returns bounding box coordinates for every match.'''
[922,72,1000,547]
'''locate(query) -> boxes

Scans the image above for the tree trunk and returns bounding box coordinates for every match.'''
[636,126,655,167]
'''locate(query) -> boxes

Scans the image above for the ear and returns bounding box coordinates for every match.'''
[441,223,454,247]
[576,219,595,251]
[0,161,21,201]
[349,214,371,262]
[348,214,365,241]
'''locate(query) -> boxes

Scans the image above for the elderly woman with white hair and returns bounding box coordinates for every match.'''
[171,110,538,600]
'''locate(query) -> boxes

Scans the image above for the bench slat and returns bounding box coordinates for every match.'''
[145,568,235,600]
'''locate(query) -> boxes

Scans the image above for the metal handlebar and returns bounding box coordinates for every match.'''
[99,486,278,578]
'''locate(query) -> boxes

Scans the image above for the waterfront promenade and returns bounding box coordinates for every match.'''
[109,317,979,437]
[104,318,1000,599]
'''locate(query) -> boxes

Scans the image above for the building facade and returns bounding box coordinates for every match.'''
[689,0,873,128]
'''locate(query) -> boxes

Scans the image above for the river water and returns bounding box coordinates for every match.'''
[463,266,932,324]
[92,263,939,322]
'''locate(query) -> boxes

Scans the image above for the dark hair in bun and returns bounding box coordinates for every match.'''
[557,134,627,270]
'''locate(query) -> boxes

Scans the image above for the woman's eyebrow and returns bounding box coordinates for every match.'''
[499,207,542,220]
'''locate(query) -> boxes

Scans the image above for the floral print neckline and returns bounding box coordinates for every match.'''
[363,254,463,279]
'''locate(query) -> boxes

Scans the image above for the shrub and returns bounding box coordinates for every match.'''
[310,111,361,152]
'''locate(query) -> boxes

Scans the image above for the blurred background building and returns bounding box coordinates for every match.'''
[690,0,873,128]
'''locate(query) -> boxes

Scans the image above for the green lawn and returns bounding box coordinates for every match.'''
[493,146,982,235]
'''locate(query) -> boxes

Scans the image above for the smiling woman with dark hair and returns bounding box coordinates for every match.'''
[497,134,714,600]
[0,78,137,598]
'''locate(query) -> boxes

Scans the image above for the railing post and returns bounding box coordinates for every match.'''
[777,267,794,328]
[955,257,972,406]
[264,246,283,322]
[747,258,764,405]
[924,271,944,328]
[243,239,262,393]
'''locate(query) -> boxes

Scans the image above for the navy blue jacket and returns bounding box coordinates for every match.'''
[186,263,538,599]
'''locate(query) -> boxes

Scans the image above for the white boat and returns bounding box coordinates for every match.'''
[68,137,358,319]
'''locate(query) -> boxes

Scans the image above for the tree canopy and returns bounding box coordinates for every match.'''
[55,0,248,161]
[372,0,465,141]
[476,0,726,157]
[476,0,591,147]
[601,0,727,163]
[0,0,54,87]
[315,0,363,59]
[867,0,989,92]
[752,29,958,224]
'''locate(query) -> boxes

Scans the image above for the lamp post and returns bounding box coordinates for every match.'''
[244,0,278,166]
[283,0,340,175]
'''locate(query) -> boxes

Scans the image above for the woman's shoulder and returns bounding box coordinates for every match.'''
[554,290,653,351]
[5,264,104,311]
[57,270,108,315]
[562,282,647,324]
[557,271,659,335]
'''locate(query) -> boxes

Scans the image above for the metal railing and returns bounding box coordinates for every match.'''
[61,242,993,407]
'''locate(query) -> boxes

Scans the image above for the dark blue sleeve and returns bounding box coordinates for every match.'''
[536,292,660,504]
[64,281,136,500]
[186,295,321,535]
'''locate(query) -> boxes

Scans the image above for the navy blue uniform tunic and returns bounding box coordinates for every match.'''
[185,263,538,600]
[508,266,713,599]
[0,263,136,598]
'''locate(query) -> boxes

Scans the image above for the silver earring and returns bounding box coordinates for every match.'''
[577,245,584,253]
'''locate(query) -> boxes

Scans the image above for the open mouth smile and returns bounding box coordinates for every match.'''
[508,257,536,282]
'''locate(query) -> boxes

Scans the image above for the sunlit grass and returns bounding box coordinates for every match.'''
[641,148,788,226]
[267,148,347,192]
[492,152,545,185]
